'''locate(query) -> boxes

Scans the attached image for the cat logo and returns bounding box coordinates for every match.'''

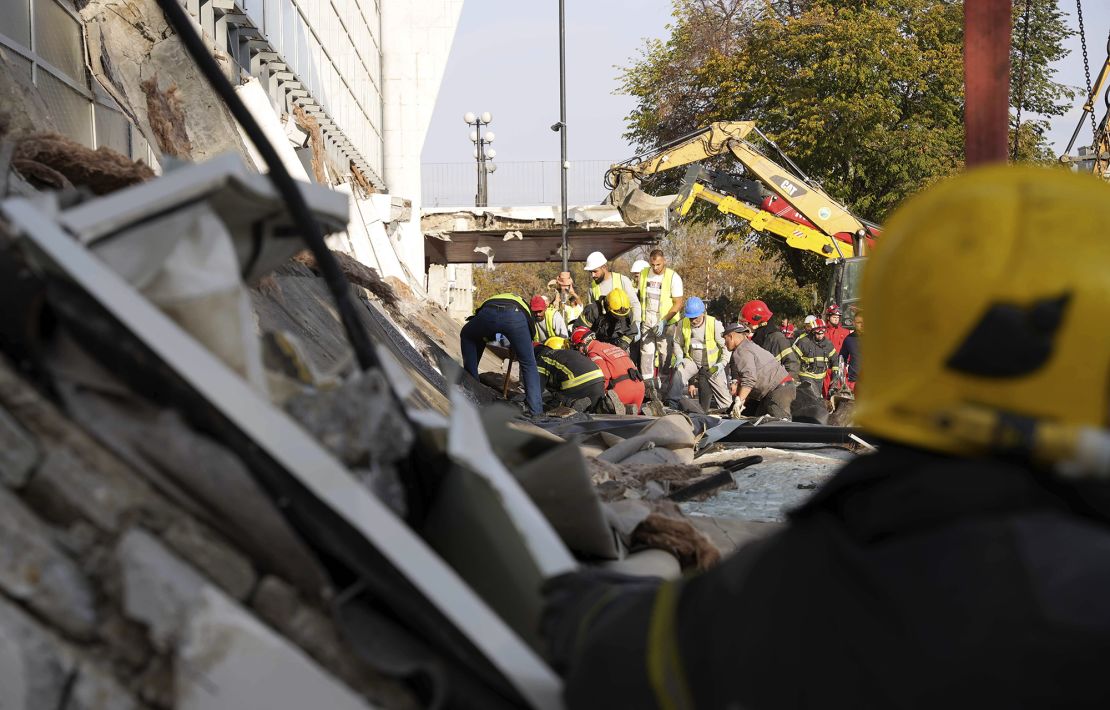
[774,176,808,198]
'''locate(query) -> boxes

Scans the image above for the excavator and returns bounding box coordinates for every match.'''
[605,121,879,310]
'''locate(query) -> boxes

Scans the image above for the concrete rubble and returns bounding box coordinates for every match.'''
[0,5,856,707]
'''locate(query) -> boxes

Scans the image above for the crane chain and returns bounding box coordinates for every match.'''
[1012,0,1033,160]
[1077,0,1098,140]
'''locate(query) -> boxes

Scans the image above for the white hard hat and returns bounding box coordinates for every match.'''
[803,315,818,327]
[583,251,608,271]
[630,259,649,274]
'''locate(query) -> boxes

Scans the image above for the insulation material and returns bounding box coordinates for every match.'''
[12,132,154,195]
[593,414,697,465]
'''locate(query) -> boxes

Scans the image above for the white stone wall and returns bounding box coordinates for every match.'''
[381,0,465,287]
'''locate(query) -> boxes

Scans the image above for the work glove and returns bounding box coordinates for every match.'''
[730,397,745,419]
[541,569,663,675]
[653,322,666,339]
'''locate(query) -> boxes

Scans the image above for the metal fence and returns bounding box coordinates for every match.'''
[421,159,618,208]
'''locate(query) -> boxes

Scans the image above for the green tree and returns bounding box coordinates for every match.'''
[620,0,1075,285]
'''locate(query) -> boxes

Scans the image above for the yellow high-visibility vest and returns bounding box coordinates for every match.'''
[681,316,721,366]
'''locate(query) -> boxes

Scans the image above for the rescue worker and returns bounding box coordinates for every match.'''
[584,251,641,331]
[637,249,684,390]
[531,294,567,342]
[721,322,796,419]
[571,326,645,414]
[740,299,800,378]
[542,166,1110,709]
[781,322,796,340]
[533,336,605,412]
[577,288,637,350]
[824,304,851,352]
[670,296,730,411]
[840,310,862,390]
[628,258,649,285]
[792,317,840,401]
[459,293,542,416]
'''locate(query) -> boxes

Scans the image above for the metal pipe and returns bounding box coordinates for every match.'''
[558,0,569,271]
[963,0,1011,167]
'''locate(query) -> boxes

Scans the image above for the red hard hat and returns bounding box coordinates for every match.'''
[740,300,773,325]
[530,295,547,312]
[812,318,828,331]
[781,324,795,338]
[571,326,594,346]
[825,304,841,316]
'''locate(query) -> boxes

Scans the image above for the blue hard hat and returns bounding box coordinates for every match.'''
[684,296,706,318]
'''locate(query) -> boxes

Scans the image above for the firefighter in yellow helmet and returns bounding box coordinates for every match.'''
[541,166,1110,709]
[575,287,638,351]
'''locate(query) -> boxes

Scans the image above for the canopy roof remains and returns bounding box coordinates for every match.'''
[422,204,667,266]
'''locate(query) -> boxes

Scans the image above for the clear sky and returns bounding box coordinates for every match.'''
[423,1,1110,167]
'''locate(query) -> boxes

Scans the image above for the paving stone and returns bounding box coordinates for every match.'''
[163,517,256,601]
[0,403,39,488]
[177,587,374,710]
[0,487,97,638]
[66,661,139,710]
[0,595,76,710]
[116,527,207,651]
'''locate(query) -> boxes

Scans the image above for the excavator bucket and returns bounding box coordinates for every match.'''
[605,172,676,227]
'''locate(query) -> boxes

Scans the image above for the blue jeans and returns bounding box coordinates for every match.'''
[460,304,543,416]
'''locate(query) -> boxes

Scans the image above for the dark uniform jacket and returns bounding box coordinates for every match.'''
[752,324,800,377]
[552,446,1110,709]
[841,331,861,382]
[577,302,637,350]
[534,346,604,393]
[792,332,840,383]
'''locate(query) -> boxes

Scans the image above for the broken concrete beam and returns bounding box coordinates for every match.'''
[0,487,97,639]
[0,403,39,489]
[0,594,76,710]
[177,587,376,710]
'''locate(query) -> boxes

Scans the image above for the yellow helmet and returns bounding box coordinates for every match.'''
[544,336,568,350]
[855,165,1110,472]
[607,287,632,317]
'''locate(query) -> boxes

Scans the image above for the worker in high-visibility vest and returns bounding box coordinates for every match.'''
[637,248,684,389]
[584,251,641,331]
[531,295,568,342]
[459,293,542,416]
[669,296,730,411]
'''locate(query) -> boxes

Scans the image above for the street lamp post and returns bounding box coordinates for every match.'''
[464,112,497,207]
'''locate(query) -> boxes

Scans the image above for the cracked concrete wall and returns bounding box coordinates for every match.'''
[381,0,465,285]
[82,0,251,166]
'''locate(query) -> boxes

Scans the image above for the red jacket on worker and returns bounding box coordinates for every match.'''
[585,339,645,413]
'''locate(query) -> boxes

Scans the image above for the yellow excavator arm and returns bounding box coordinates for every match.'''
[607,121,867,239]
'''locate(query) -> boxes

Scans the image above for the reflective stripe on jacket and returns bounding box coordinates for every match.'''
[792,335,840,379]
[536,347,604,390]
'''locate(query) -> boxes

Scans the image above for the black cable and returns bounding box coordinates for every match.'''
[153,0,378,371]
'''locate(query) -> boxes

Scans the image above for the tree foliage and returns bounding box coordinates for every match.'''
[619,0,1076,287]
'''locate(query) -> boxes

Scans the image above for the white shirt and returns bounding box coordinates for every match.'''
[644,270,684,320]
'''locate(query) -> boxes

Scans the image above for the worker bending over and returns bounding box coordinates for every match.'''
[637,249,684,389]
[459,293,542,416]
[543,166,1110,709]
[577,288,637,351]
[571,326,645,414]
[531,295,568,342]
[670,296,730,411]
[533,337,605,412]
[721,322,795,419]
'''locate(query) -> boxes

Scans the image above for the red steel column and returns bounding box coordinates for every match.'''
[964,0,1012,166]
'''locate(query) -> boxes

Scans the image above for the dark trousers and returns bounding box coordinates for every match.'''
[460,304,542,416]
[751,381,796,420]
[554,380,605,412]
